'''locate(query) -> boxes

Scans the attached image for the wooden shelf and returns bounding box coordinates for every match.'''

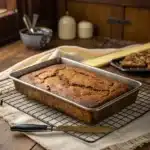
[0,10,15,18]
[70,0,150,8]
[0,11,19,45]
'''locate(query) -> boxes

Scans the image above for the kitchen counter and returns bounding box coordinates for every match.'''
[0,38,150,150]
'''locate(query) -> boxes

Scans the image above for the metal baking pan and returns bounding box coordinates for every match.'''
[111,57,150,72]
[9,57,142,124]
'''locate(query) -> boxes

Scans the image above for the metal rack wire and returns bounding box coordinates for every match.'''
[0,78,150,143]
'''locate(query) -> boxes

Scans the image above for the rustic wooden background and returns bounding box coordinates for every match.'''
[1,0,150,44]
[57,0,150,42]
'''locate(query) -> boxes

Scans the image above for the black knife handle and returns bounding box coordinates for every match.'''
[10,124,48,132]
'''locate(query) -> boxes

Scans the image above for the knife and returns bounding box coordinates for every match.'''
[10,124,113,133]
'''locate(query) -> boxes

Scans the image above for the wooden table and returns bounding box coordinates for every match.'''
[0,39,150,150]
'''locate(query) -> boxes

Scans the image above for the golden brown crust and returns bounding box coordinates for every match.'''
[20,64,128,108]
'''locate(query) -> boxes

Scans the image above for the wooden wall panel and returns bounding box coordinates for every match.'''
[39,0,57,29]
[110,7,124,39]
[124,8,150,42]
[67,1,124,38]
[56,0,66,19]
[0,12,18,45]
[0,0,16,10]
[6,0,16,10]
[18,0,57,30]
[0,0,6,8]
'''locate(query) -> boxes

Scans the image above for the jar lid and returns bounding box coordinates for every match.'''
[59,11,76,24]
[78,21,93,28]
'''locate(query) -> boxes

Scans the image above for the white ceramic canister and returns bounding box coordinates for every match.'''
[78,21,93,39]
[58,11,76,40]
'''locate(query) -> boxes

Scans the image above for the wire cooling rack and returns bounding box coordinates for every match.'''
[0,78,150,143]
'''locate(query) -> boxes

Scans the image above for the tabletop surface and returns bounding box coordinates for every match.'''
[0,38,150,150]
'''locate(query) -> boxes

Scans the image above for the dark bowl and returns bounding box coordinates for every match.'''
[19,27,53,50]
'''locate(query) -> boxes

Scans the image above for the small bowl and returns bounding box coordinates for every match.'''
[19,27,53,50]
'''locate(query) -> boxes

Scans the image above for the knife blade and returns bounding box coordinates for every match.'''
[10,124,113,133]
[55,125,113,133]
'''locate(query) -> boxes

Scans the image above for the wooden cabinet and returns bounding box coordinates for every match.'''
[57,0,150,42]
[0,0,16,10]
[17,0,57,31]
[6,0,16,10]
[0,13,18,45]
[27,0,57,30]
[124,7,150,42]
[66,1,124,38]
[0,0,18,45]
[0,0,6,8]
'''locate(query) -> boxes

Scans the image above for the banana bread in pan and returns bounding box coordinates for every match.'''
[20,64,128,108]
